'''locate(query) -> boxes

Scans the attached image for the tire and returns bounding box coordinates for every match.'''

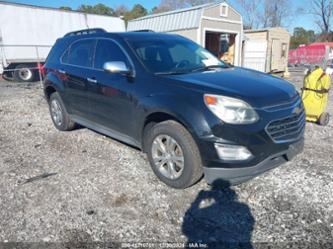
[145,120,203,189]
[13,64,36,82]
[319,112,330,126]
[49,92,76,131]
[2,71,14,81]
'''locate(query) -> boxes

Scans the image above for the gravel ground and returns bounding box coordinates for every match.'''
[0,71,332,248]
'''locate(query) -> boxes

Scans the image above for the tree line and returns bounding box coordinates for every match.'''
[237,0,333,47]
[59,1,220,22]
[59,4,148,22]
[60,0,333,46]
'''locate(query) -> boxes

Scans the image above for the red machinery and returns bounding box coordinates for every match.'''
[289,42,333,66]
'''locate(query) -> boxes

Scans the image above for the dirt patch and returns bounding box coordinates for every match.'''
[0,73,332,245]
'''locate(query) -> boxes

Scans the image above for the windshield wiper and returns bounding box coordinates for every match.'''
[155,64,231,75]
[190,64,229,73]
[155,69,190,75]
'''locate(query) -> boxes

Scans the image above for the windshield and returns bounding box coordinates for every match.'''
[127,36,226,74]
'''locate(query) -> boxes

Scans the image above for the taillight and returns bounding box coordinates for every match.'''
[37,63,46,77]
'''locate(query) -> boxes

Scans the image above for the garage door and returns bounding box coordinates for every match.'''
[243,40,267,72]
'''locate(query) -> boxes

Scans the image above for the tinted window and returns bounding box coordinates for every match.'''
[67,39,96,67]
[94,39,129,69]
[46,39,74,65]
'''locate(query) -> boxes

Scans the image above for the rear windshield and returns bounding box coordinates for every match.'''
[126,36,224,74]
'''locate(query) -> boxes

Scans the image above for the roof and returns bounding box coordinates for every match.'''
[127,1,225,32]
[308,42,333,48]
[61,31,183,41]
[244,27,289,33]
[0,0,122,19]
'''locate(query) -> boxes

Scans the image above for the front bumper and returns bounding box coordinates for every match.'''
[203,138,304,185]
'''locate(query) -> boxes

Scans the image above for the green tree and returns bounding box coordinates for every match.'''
[77,4,94,13]
[124,4,148,21]
[93,3,114,15]
[59,6,72,11]
[290,27,316,49]
[77,4,114,16]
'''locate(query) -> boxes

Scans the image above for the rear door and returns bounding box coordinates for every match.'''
[60,38,96,118]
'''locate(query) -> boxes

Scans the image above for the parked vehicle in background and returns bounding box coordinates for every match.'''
[43,30,305,189]
[0,1,125,82]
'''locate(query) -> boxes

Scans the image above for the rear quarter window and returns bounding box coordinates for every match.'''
[46,39,69,65]
[65,39,96,68]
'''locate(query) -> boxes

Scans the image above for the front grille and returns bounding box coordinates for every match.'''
[266,109,306,143]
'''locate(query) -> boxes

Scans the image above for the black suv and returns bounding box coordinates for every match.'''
[43,29,305,189]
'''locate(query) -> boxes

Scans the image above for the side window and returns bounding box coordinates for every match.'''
[94,39,129,69]
[67,39,96,67]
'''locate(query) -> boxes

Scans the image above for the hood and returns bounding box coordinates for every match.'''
[165,67,297,108]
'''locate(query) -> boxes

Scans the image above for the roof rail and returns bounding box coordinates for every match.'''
[133,29,155,32]
[64,28,106,37]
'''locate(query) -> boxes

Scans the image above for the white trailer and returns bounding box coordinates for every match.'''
[0,1,125,82]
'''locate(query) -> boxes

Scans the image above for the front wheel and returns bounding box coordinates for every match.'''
[145,120,203,189]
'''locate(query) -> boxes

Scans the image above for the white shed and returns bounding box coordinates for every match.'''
[127,1,243,66]
[243,27,291,73]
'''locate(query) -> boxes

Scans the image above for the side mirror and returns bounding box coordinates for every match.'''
[103,61,131,75]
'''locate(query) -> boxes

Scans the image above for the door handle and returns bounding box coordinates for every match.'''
[87,77,97,84]
[58,69,66,74]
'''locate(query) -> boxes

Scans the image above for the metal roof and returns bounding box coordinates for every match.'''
[127,1,224,32]
[244,27,289,33]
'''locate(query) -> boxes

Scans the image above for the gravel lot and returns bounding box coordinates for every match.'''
[0,71,333,248]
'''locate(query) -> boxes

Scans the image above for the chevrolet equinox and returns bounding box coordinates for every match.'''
[43,29,305,189]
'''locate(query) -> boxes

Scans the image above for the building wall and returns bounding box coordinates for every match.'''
[245,28,290,72]
[168,29,198,43]
[203,4,242,22]
[244,31,267,41]
[267,28,290,72]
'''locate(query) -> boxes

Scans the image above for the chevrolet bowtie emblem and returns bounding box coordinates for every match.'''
[293,106,302,114]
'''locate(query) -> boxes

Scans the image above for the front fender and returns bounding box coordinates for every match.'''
[137,93,212,143]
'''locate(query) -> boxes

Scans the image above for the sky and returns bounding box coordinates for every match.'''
[3,0,318,33]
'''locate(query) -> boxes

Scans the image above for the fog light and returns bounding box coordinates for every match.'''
[214,143,253,161]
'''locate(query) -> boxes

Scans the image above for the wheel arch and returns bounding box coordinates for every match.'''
[141,111,199,152]
[44,85,57,102]
[43,71,66,102]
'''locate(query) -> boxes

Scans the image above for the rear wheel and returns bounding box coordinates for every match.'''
[49,92,76,131]
[145,120,203,189]
[319,112,330,126]
[13,64,36,82]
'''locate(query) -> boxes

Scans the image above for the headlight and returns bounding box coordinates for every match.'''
[204,94,258,124]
